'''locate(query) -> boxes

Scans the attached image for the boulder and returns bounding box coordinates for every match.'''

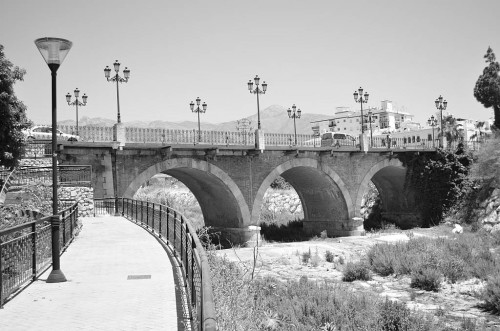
[452,224,463,234]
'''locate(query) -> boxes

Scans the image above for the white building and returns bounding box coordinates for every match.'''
[311,100,416,136]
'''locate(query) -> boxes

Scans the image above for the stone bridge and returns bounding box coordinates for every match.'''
[58,142,431,244]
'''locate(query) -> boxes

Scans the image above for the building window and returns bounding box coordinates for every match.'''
[428,134,432,140]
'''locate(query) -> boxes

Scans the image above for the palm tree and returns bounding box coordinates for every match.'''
[440,115,463,148]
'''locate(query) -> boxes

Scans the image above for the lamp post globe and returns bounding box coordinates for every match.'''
[35,37,73,284]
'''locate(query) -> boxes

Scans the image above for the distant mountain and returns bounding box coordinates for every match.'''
[56,105,331,135]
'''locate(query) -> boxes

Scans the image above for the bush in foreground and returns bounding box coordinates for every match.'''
[342,261,372,282]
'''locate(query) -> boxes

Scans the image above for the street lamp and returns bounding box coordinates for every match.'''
[365,108,374,146]
[435,95,447,147]
[353,87,369,134]
[35,37,72,284]
[428,115,438,148]
[287,104,302,146]
[190,97,207,142]
[66,88,87,136]
[104,60,130,124]
[247,75,267,129]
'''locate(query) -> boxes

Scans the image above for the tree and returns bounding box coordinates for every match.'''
[0,44,31,169]
[441,115,463,147]
[474,47,500,130]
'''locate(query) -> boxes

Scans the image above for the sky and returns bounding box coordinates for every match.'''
[2,0,500,129]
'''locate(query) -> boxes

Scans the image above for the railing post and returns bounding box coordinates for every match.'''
[121,197,125,216]
[141,200,144,225]
[0,240,3,308]
[180,216,184,266]
[32,222,37,280]
[173,210,177,256]
[146,201,149,228]
[114,196,119,216]
[61,211,66,247]
[191,240,196,309]
[152,202,155,232]
[158,204,162,238]
[166,207,170,243]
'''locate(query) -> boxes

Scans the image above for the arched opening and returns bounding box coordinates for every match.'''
[253,158,354,240]
[357,159,421,230]
[124,159,250,232]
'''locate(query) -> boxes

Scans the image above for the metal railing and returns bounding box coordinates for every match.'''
[22,140,52,158]
[0,168,15,205]
[11,166,92,187]
[93,198,216,331]
[0,202,79,308]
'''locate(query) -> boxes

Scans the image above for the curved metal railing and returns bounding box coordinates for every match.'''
[93,198,216,331]
[0,168,16,206]
[0,202,79,308]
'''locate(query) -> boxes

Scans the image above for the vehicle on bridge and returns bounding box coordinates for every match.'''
[320,132,358,148]
[23,125,80,141]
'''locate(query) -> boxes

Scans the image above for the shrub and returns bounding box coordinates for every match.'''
[342,262,371,282]
[367,244,396,276]
[440,256,466,283]
[260,219,310,242]
[410,267,441,292]
[310,252,321,267]
[320,230,328,239]
[481,268,500,314]
[301,249,311,264]
[325,250,334,263]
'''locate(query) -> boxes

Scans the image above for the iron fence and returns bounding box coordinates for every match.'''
[0,202,79,308]
[11,166,92,187]
[22,140,52,158]
[93,198,216,331]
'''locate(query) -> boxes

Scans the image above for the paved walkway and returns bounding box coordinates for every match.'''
[0,216,188,331]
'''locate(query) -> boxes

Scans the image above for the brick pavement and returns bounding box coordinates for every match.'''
[0,216,189,331]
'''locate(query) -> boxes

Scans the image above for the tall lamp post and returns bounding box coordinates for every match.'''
[287,104,302,146]
[353,87,369,134]
[435,95,447,147]
[428,115,438,148]
[365,108,374,146]
[66,88,87,136]
[104,60,130,124]
[190,97,207,142]
[247,75,267,129]
[35,37,72,283]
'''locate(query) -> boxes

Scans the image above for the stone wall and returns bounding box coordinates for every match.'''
[59,186,94,218]
[472,187,500,233]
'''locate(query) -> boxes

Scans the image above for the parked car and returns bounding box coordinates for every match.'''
[23,126,80,141]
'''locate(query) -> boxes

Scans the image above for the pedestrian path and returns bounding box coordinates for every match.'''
[0,216,188,331]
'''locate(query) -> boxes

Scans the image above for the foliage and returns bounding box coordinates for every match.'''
[325,250,334,263]
[410,267,442,292]
[399,144,473,226]
[481,266,500,314]
[0,44,31,169]
[342,261,372,282]
[269,176,291,190]
[441,114,464,146]
[260,219,311,242]
[301,248,311,264]
[474,46,500,129]
[365,232,500,295]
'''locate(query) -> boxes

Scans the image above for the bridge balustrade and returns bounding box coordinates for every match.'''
[93,198,216,331]
[0,202,79,308]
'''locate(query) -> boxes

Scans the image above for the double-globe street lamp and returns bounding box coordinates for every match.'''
[247,75,267,130]
[35,37,72,283]
[353,87,369,134]
[190,97,207,142]
[428,115,438,148]
[66,88,87,136]
[104,60,130,124]
[287,104,302,146]
[435,95,447,148]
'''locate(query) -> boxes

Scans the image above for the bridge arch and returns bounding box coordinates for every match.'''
[355,158,418,227]
[123,158,250,229]
[252,158,354,235]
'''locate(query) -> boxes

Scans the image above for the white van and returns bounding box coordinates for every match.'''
[320,132,357,147]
